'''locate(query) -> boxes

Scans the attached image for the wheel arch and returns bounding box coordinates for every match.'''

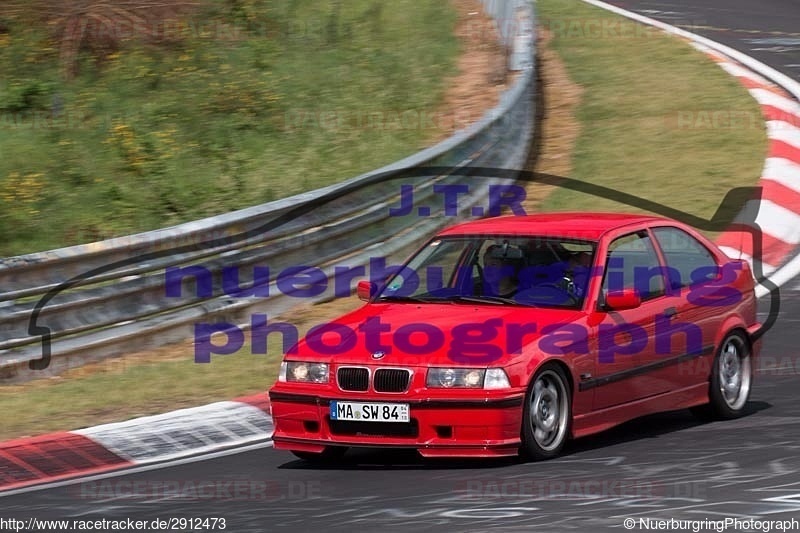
[714,315,752,354]
[528,358,575,397]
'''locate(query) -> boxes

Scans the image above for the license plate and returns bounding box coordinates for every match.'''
[329,401,410,423]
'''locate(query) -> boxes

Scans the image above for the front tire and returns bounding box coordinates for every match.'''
[694,331,752,420]
[521,365,571,460]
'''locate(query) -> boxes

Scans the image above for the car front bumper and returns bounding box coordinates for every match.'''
[268,390,525,458]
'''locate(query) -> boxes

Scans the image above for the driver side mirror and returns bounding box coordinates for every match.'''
[604,289,641,311]
[357,280,375,301]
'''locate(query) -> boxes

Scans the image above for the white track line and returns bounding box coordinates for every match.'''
[717,61,772,87]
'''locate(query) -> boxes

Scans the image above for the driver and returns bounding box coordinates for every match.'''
[482,245,522,297]
[561,250,592,297]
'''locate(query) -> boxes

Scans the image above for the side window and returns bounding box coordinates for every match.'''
[601,231,664,300]
[652,227,718,290]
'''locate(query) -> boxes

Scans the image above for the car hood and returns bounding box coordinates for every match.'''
[289,302,586,367]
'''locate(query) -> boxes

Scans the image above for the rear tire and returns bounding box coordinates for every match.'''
[521,365,571,461]
[291,446,348,463]
[693,331,752,421]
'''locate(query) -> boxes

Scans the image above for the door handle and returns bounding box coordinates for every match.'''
[664,306,678,318]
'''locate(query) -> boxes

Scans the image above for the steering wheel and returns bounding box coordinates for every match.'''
[519,281,578,306]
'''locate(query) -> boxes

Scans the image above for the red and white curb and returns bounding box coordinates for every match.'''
[0,432,130,491]
[581,0,800,297]
[703,45,800,276]
[0,394,272,492]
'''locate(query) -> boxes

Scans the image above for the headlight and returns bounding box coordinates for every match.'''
[426,368,510,389]
[427,368,482,388]
[279,361,329,383]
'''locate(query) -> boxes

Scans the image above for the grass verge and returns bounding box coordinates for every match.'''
[0,0,459,255]
[0,0,769,440]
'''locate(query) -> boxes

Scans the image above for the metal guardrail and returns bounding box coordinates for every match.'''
[0,0,536,381]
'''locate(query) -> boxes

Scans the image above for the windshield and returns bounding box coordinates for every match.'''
[376,235,597,308]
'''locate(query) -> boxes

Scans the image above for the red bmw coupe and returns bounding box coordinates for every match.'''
[268,213,761,462]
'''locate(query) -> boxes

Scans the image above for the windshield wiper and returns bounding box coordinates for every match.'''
[377,294,539,307]
[449,295,538,306]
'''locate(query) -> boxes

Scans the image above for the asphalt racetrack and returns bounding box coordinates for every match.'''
[4,2,800,531]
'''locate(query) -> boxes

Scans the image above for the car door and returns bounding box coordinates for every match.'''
[649,225,728,390]
[588,230,669,411]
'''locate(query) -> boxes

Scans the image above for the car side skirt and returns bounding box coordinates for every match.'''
[571,382,709,438]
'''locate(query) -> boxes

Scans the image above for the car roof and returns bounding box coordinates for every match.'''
[437,212,670,241]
